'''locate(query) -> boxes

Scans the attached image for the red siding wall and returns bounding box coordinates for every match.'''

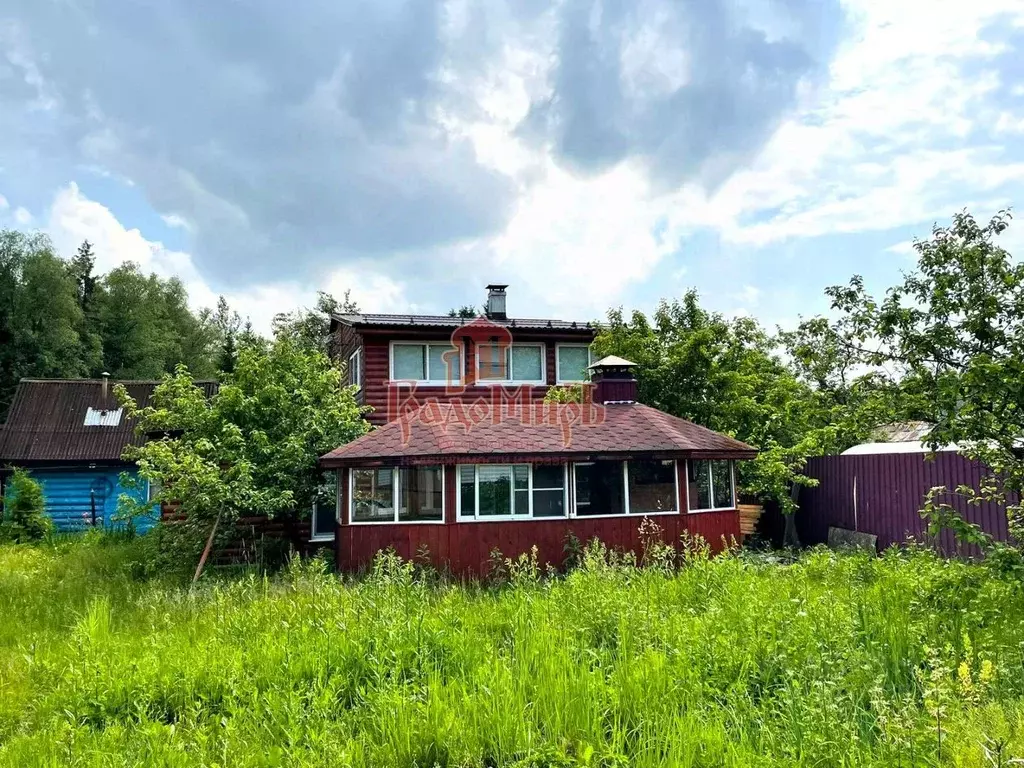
[357,332,593,425]
[335,464,740,576]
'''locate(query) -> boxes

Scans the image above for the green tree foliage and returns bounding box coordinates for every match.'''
[0,468,53,542]
[272,290,357,354]
[447,305,480,319]
[118,339,369,562]
[0,231,93,415]
[95,263,219,380]
[827,210,1024,544]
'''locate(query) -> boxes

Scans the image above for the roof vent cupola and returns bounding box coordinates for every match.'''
[589,355,639,405]
[485,284,508,322]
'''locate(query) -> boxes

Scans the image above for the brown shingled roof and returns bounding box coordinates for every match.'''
[0,379,218,464]
[320,402,756,467]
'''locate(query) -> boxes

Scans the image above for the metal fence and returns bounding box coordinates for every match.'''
[791,452,1011,557]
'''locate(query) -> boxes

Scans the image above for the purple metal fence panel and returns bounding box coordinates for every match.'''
[798,452,1010,557]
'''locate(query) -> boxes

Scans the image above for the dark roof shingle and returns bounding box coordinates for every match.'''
[333,312,597,333]
[320,402,756,466]
[0,379,218,463]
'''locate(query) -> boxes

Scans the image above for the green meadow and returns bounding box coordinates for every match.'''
[1,535,1023,767]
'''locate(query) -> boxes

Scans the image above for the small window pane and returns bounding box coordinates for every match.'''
[398,466,443,522]
[511,345,542,381]
[711,461,734,509]
[628,460,677,514]
[428,344,460,384]
[533,464,563,489]
[478,465,512,517]
[348,351,361,388]
[533,489,565,518]
[513,465,529,490]
[574,461,625,517]
[558,346,590,382]
[514,489,530,515]
[394,345,426,380]
[477,343,508,381]
[352,469,394,522]
[460,465,475,517]
[688,461,712,510]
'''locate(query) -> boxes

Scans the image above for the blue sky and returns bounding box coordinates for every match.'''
[1,0,1023,332]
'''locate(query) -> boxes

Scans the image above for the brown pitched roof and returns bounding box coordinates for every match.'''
[0,379,218,464]
[320,402,756,467]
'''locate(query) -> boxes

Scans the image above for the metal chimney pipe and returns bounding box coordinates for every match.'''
[101,372,110,409]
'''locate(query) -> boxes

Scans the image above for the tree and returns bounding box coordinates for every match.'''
[827,210,1024,544]
[0,230,91,416]
[94,263,218,380]
[272,291,358,354]
[212,295,243,373]
[118,338,370,571]
[447,305,480,319]
[0,468,52,542]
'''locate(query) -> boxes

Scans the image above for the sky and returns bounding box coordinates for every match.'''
[1,0,1023,333]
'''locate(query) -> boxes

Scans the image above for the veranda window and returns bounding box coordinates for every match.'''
[573,460,679,516]
[687,460,735,511]
[458,464,567,519]
[350,467,444,523]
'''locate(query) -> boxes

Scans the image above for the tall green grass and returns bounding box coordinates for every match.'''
[0,534,1022,767]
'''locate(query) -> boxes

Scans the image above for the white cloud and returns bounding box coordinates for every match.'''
[13,206,32,225]
[885,240,916,255]
[695,0,1024,245]
[0,193,8,210]
[43,183,407,333]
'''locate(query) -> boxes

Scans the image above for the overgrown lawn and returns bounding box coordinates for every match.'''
[1,535,1023,766]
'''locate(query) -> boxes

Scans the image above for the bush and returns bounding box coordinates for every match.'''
[1,468,53,542]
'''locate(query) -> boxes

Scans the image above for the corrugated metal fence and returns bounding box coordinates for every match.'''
[795,452,1011,557]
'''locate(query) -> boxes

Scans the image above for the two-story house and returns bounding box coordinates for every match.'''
[321,285,757,574]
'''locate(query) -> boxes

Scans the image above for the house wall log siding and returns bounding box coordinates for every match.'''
[358,333,592,426]
[796,452,1011,557]
[335,464,741,575]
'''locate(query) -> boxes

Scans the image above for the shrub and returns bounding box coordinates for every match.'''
[1,468,52,542]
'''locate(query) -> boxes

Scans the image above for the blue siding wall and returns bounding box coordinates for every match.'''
[23,468,159,533]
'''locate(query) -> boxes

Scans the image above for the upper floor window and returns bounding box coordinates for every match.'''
[687,460,735,511]
[556,344,592,383]
[391,342,462,384]
[476,342,545,384]
[348,348,361,390]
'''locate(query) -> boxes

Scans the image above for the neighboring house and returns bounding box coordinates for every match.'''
[331,284,599,426]
[0,378,215,532]
[320,352,757,575]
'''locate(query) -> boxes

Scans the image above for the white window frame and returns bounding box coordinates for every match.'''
[389,341,464,385]
[310,471,341,541]
[555,343,594,384]
[474,342,546,386]
[457,463,569,521]
[570,460,680,519]
[348,348,362,391]
[685,459,736,513]
[348,466,447,525]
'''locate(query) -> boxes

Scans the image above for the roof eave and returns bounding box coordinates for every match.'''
[320,447,757,468]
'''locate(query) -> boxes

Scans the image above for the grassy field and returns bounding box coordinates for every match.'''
[0,535,1023,767]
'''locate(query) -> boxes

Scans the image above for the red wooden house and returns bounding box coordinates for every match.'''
[319,286,756,574]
